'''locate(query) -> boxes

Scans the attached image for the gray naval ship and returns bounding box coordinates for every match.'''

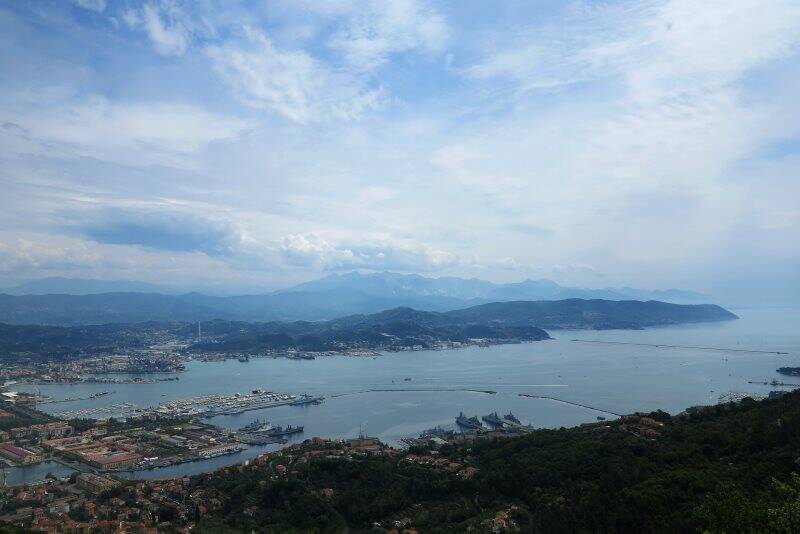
[239,419,272,433]
[456,412,483,429]
[264,424,304,437]
[482,412,505,426]
[290,394,324,406]
[503,412,522,425]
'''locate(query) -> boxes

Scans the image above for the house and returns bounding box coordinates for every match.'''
[76,473,121,494]
[0,441,45,464]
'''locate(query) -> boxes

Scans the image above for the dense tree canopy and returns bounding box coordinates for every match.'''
[185,391,800,532]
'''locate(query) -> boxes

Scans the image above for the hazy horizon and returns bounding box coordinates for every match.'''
[1,270,710,295]
[1,1,798,305]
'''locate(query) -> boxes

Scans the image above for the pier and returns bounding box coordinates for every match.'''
[496,417,534,433]
[41,391,113,404]
[233,434,288,446]
[50,390,325,420]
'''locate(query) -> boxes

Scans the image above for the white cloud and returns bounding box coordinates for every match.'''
[494,257,518,269]
[326,0,449,71]
[2,96,249,167]
[208,27,385,123]
[468,0,800,101]
[423,0,800,287]
[119,1,445,121]
[140,3,190,56]
[280,233,458,272]
[123,1,215,56]
[69,0,107,13]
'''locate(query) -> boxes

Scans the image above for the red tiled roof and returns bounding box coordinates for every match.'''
[84,451,142,465]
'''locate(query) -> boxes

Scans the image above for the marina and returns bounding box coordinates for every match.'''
[151,389,304,418]
[51,390,326,420]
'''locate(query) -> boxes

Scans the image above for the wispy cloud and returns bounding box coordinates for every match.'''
[69,0,107,13]
[325,0,449,71]
[208,27,385,123]
[466,0,800,102]
[122,0,215,56]
[2,96,249,167]
[119,0,446,123]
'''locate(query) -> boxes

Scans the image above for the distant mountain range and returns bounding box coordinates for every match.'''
[0,272,713,325]
[0,300,737,361]
[282,271,710,304]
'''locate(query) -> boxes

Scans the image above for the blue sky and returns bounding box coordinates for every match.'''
[0,0,798,301]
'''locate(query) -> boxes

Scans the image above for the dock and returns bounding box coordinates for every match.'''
[234,433,288,445]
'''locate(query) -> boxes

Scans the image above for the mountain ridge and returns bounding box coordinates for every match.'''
[0,299,737,360]
[0,272,714,326]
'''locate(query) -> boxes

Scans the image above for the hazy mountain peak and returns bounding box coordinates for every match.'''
[280,271,708,305]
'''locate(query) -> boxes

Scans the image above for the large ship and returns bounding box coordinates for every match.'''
[456,412,483,429]
[239,419,272,433]
[503,412,521,425]
[290,394,324,406]
[482,412,505,426]
[265,425,304,437]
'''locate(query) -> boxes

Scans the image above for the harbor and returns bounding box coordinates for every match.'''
[7,308,797,483]
[50,391,325,420]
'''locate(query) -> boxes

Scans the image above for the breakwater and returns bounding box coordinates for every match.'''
[570,339,789,355]
[330,388,498,398]
[518,394,623,417]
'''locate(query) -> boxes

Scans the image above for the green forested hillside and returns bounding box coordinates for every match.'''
[188,391,800,533]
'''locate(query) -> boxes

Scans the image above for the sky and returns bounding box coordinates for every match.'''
[0,0,798,302]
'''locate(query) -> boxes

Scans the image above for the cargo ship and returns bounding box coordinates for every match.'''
[456,412,483,429]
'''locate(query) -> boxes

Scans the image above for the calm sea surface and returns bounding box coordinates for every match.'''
[8,307,798,484]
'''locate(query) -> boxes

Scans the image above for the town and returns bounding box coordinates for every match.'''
[0,386,321,480]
